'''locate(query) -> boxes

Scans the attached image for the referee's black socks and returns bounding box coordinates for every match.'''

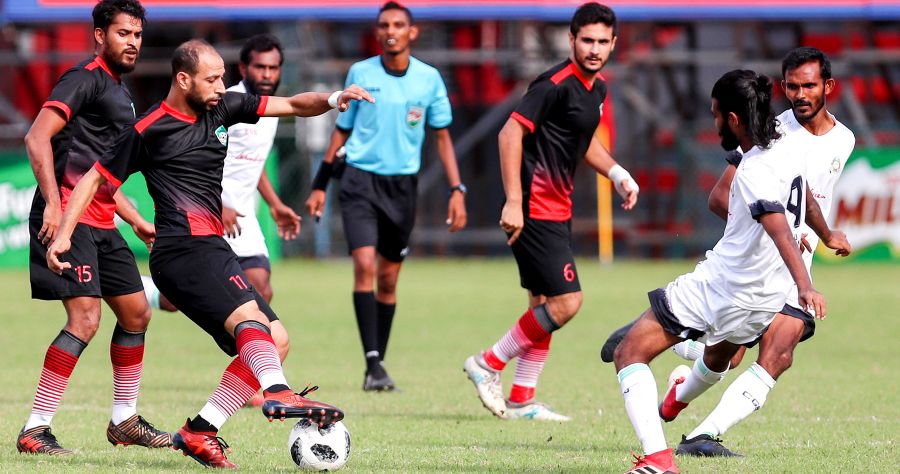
[353,291,380,373]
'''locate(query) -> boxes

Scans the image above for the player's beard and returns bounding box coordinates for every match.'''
[791,96,824,124]
[718,120,740,151]
[574,53,603,74]
[103,47,138,74]
[245,77,280,96]
[186,87,219,114]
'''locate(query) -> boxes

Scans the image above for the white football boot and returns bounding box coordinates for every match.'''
[463,354,506,417]
[503,400,571,422]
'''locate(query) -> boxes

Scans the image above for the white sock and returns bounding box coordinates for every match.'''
[141,276,160,310]
[111,403,137,425]
[198,402,229,431]
[24,413,53,430]
[675,357,728,404]
[618,363,668,455]
[687,363,775,439]
[671,340,705,361]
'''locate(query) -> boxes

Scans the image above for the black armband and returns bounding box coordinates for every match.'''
[312,161,335,191]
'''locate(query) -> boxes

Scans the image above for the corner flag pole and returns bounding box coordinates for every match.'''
[596,82,615,264]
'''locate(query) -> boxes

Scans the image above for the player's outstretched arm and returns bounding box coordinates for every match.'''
[263,85,374,118]
[583,134,639,210]
[24,108,68,245]
[498,118,527,245]
[113,190,155,249]
[708,165,736,221]
[759,211,826,318]
[46,167,108,274]
[804,185,851,257]
[434,128,467,232]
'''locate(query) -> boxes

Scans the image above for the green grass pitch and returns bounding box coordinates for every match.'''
[0,259,897,472]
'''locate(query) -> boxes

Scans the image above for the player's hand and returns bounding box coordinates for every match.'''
[39,202,62,245]
[822,230,851,257]
[305,190,326,222]
[617,178,639,211]
[500,201,524,246]
[798,287,826,320]
[132,219,156,251]
[446,193,467,232]
[222,207,243,238]
[799,233,812,253]
[337,85,375,112]
[271,203,301,240]
[46,236,72,275]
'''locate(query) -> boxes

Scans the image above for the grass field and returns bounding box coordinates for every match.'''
[0,258,897,472]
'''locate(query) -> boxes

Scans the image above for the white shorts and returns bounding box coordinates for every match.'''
[662,262,776,345]
[224,214,269,258]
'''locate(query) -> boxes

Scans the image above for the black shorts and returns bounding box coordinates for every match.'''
[648,288,768,348]
[780,304,816,342]
[30,219,143,300]
[237,255,271,272]
[510,218,581,297]
[339,165,417,262]
[149,236,278,356]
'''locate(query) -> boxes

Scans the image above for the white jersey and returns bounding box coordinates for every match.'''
[221,81,279,257]
[777,109,855,307]
[703,128,813,312]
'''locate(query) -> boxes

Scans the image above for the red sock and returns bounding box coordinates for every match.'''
[208,358,261,418]
[509,334,552,403]
[27,332,84,429]
[235,324,286,390]
[110,343,143,409]
[485,308,550,370]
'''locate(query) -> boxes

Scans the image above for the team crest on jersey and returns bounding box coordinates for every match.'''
[214,125,228,146]
[830,157,841,174]
[406,106,425,128]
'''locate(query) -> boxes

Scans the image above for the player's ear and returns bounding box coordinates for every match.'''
[780,80,787,94]
[823,78,835,96]
[94,27,106,48]
[238,62,248,80]
[175,71,191,91]
[409,24,419,42]
[569,31,575,49]
[727,111,740,131]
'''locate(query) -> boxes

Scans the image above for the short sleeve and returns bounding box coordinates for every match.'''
[510,79,558,133]
[43,68,97,122]
[335,66,358,131]
[94,126,145,188]
[426,71,452,129]
[724,149,743,167]
[220,91,265,128]
[734,157,785,222]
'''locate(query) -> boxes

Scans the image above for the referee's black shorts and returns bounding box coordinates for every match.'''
[30,219,143,300]
[509,217,581,297]
[149,236,278,356]
[339,165,417,262]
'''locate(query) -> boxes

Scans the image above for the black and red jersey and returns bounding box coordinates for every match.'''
[510,59,607,221]
[31,56,136,229]
[95,92,267,238]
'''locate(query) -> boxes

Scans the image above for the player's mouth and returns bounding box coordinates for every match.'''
[386,38,398,46]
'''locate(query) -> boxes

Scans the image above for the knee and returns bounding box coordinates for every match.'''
[547,293,582,326]
[376,273,398,297]
[759,349,793,377]
[120,304,152,333]
[275,333,290,363]
[65,309,102,342]
[354,258,377,282]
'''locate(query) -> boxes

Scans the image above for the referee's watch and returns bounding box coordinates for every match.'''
[449,183,468,197]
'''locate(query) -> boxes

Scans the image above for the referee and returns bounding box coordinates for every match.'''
[306,1,467,392]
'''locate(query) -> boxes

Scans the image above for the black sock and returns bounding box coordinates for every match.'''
[366,355,386,378]
[188,415,217,433]
[376,301,396,361]
[265,383,290,394]
[353,291,380,368]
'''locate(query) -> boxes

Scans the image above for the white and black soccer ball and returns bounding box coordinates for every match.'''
[288,420,351,471]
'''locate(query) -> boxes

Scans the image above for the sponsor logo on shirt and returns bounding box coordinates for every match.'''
[830,157,841,174]
[215,125,228,147]
[406,106,424,128]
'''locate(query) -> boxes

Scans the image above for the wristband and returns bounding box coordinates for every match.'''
[608,164,639,197]
[312,161,335,191]
[327,90,342,109]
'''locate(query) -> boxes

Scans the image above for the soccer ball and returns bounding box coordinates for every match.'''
[288,420,351,471]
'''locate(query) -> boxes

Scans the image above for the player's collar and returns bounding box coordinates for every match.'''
[160,100,197,124]
[380,56,409,77]
[91,55,120,82]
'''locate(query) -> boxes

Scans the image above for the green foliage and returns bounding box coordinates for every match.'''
[0,259,897,472]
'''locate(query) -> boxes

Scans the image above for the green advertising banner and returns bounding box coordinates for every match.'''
[0,150,282,268]
[817,147,900,263]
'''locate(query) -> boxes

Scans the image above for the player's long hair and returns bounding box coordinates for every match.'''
[712,70,781,149]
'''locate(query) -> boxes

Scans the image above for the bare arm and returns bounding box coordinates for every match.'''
[805,185,851,256]
[708,165,736,222]
[583,134,639,210]
[258,171,301,240]
[24,108,67,244]
[304,128,351,219]
[498,118,527,245]
[262,85,374,118]
[46,167,107,273]
[434,128,467,232]
[114,190,155,247]
[257,171,282,208]
[759,211,826,318]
